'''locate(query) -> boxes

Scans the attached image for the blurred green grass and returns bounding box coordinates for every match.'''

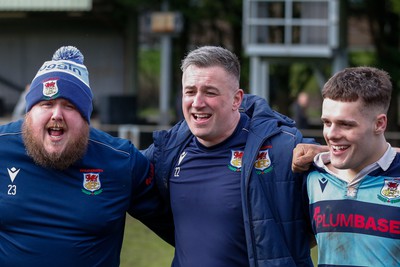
[121,215,318,267]
[120,216,174,267]
[311,247,318,266]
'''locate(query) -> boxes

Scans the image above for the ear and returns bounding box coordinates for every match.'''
[232,89,244,111]
[375,114,387,134]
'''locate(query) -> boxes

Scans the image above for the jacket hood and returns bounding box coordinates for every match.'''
[240,94,295,128]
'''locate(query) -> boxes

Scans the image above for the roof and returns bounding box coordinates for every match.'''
[0,0,92,11]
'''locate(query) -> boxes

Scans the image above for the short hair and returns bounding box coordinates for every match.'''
[322,66,392,113]
[180,46,240,84]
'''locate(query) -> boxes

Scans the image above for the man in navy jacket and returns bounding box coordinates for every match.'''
[143,46,314,267]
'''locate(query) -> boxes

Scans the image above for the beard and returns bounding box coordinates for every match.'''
[22,116,90,170]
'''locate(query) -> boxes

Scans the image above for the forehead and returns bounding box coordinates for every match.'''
[182,65,234,86]
[322,98,365,120]
[32,98,76,110]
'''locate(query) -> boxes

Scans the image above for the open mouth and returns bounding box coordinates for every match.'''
[193,113,211,121]
[331,145,349,152]
[48,127,64,137]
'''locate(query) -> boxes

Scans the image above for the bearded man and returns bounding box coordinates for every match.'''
[0,46,173,267]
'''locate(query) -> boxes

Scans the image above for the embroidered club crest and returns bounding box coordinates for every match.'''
[254,149,272,174]
[379,178,400,203]
[42,79,59,98]
[229,150,243,172]
[82,173,102,195]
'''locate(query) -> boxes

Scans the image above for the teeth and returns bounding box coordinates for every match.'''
[195,114,209,118]
[332,145,347,150]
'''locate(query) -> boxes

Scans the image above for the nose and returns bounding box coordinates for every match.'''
[51,104,64,121]
[192,93,205,108]
[324,124,339,141]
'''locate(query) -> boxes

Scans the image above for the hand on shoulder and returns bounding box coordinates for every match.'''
[292,144,328,172]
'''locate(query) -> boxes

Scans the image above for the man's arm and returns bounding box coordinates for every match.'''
[292,144,328,172]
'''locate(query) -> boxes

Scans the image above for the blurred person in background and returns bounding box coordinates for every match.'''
[11,83,30,120]
[291,91,310,129]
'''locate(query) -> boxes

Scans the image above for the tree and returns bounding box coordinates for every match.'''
[358,0,400,132]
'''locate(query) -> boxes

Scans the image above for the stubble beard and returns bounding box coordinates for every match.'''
[22,117,90,170]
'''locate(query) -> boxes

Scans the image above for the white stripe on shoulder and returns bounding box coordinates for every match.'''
[89,138,131,156]
[0,131,22,137]
[281,130,296,138]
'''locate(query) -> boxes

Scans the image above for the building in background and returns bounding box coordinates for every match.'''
[0,0,137,125]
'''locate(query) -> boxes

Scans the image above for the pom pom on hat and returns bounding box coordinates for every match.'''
[52,46,84,63]
[25,46,93,123]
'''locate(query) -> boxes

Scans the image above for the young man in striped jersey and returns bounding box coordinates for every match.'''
[303,66,400,266]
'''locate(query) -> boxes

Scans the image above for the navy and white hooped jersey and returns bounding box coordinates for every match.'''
[306,147,400,267]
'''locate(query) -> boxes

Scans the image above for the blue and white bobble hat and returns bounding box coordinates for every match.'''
[25,46,93,123]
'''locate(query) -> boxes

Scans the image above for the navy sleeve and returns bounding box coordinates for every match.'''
[127,149,175,245]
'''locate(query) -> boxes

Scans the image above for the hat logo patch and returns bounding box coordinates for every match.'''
[42,79,59,98]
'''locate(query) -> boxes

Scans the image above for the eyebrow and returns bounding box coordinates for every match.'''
[322,117,357,125]
[184,85,219,91]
